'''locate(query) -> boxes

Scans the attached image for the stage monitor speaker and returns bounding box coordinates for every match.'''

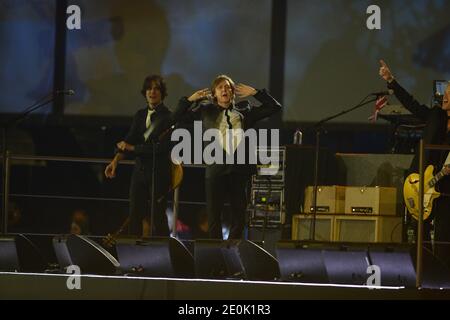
[0,234,46,272]
[53,235,73,270]
[194,239,243,279]
[276,241,328,283]
[414,245,450,289]
[0,236,20,272]
[277,241,450,288]
[276,241,369,285]
[194,239,279,281]
[368,244,416,287]
[247,226,289,256]
[115,237,194,278]
[238,240,280,281]
[322,244,369,285]
[53,234,120,275]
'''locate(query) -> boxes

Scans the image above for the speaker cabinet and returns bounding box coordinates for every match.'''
[345,186,397,215]
[335,215,402,243]
[194,239,279,281]
[276,241,450,288]
[292,214,333,241]
[304,186,346,214]
[292,214,402,243]
[53,234,120,275]
[0,236,20,272]
[115,237,194,278]
[276,241,369,285]
[194,239,245,279]
[0,234,46,272]
[247,225,289,256]
[368,244,416,287]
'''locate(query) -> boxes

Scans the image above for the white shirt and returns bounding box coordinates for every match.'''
[144,108,156,141]
[217,107,243,154]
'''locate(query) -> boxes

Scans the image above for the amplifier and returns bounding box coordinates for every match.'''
[249,188,285,226]
[292,214,334,241]
[253,147,285,184]
[303,185,346,214]
[291,214,402,243]
[334,215,402,243]
[251,146,336,226]
[345,186,397,215]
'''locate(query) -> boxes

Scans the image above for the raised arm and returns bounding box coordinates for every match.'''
[236,83,281,124]
[172,88,210,124]
[379,60,430,120]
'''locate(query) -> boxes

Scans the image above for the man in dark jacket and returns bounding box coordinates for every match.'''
[105,75,172,237]
[173,75,281,239]
[380,60,450,267]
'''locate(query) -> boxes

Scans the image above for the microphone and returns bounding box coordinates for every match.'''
[55,89,75,96]
[371,89,394,96]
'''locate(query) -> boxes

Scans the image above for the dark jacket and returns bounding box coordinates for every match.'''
[388,80,449,194]
[119,103,173,170]
[173,89,282,178]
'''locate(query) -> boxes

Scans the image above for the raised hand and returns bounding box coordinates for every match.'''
[188,88,211,102]
[235,83,257,98]
[116,141,134,152]
[379,60,394,82]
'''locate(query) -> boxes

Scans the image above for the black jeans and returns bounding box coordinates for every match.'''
[205,173,250,239]
[433,197,450,268]
[128,161,170,237]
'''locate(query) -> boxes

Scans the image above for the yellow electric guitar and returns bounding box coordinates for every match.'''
[403,164,450,220]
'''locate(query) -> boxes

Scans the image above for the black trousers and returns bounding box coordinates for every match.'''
[205,172,250,239]
[433,196,450,268]
[129,161,170,237]
[410,196,450,268]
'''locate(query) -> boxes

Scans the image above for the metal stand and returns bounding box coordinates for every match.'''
[416,139,425,288]
[1,93,56,234]
[150,141,157,237]
[309,94,378,240]
[2,134,9,234]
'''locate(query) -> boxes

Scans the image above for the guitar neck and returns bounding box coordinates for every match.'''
[428,166,449,188]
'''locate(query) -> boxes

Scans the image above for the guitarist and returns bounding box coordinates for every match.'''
[379,60,450,267]
[104,75,173,237]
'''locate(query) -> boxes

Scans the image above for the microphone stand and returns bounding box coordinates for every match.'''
[309,94,378,241]
[150,139,157,238]
[2,93,57,234]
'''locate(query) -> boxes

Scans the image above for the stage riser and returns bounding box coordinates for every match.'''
[1,235,449,289]
[0,273,448,300]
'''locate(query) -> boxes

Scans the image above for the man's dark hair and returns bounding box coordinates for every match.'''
[141,74,167,99]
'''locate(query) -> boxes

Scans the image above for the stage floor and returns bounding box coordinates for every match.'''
[1,272,449,300]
